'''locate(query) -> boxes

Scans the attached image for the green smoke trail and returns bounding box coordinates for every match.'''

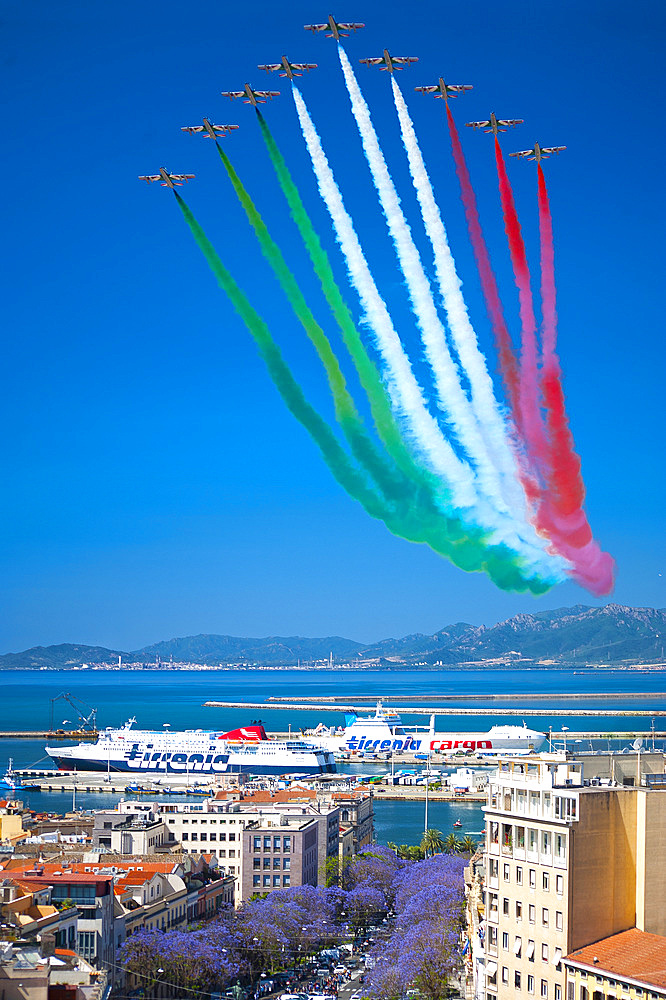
[255,108,425,486]
[175,193,552,595]
[215,141,408,508]
[174,192,387,523]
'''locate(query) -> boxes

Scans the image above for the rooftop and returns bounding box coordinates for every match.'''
[565,928,666,990]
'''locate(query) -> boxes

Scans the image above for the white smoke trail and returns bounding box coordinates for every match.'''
[338,51,529,517]
[292,84,565,578]
[390,76,529,520]
[292,84,475,510]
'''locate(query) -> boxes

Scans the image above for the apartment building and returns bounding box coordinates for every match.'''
[480,754,666,1000]
[563,928,666,1000]
[241,814,320,901]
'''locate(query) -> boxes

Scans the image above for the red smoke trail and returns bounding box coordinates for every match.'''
[494,137,549,461]
[446,106,520,413]
[536,165,615,594]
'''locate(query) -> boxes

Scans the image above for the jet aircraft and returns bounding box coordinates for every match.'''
[181,119,239,140]
[138,168,195,188]
[257,56,318,79]
[465,112,523,135]
[360,49,418,72]
[220,84,280,106]
[510,142,566,163]
[304,15,365,39]
[414,79,472,102]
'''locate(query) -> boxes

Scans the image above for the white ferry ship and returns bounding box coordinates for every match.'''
[45,720,336,777]
[302,701,545,755]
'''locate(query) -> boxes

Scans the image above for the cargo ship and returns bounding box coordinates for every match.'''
[302,701,545,755]
[45,720,336,777]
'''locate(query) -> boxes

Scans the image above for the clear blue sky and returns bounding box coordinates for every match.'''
[2,0,664,652]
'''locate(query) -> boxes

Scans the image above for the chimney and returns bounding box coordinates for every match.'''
[40,932,56,959]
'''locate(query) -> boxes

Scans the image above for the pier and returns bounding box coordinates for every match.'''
[203,700,666,718]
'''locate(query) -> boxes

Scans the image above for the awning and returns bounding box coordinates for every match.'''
[485,962,497,977]
[527,941,535,959]
[552,948,562,966]
[514,938,522,956]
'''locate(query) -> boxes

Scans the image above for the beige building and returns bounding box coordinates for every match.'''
[480,754,666,1000]
[563,927,666,1000]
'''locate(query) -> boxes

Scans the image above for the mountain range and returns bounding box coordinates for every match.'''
[1,604,665,669]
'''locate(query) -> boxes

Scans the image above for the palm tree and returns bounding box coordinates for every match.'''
[444,832,463,854]
[421,827,445,857]
[460,835,478,855]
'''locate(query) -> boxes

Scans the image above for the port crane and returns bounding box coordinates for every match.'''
[49,693,98,735]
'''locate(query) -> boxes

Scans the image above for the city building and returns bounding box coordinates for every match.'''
[241,814,320,901]
[479,753,666,1000]
[563,928,666,1000]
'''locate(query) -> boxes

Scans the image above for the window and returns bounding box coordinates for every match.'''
[516,866,523,885]
[191,832,198,841]
[263,857,271,869]
[556,911,563,931]
[541,981,548,998]
[527,940,535,962]
[182,832,189,841]
[264,836,271,850]
[529,869,536,888]
[555,987,561,1000]
[273,875,281,886]
[529,905,536,924]
[273,858,281,869]
[528,975,535,994]
[274,836,281,850]
[543,872,549,891]
[516,901,523,920]
[542,944,549,962]
[542,907,549,927]
[515,826,526,850]
[490,822,499,845]
[489,892,498,914]
[200,833,207,841]
[283,836,291,852]
[253,836,261,850]
[253,875,261,887]
[529,829,538,853]
[283,858,290,870]
[515,971,522,989]
[542,831,551,854]
[210,832,217,841]
[253,858,261,870]
[502,932,509,950]
[229,832,236,841]
[503,898,510,915]
[229,849,235,858]
[488,926,497,947]
[282,875,290,886]
[501,968,509,985]
[263,875,271,887]
[489,858,499,879]
[503,864,511,881]
[514,936,522,959]
[219,832,226,841]
[556,874,564,895]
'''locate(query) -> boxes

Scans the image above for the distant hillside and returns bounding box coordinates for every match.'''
[1,604,664,669]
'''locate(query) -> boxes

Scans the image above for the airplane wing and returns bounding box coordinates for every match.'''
[337,21,365,31]
[138,174,162,183]
[220,91,246,100]
[359,57,384,66]
[392,56,419,66]
[450,85,473,94]
[254,90,280,100]
[509,149,532,159]
[465,120,491,130]
[170,174,195,182]
[497,118,524,127]
[542,146,566,155]
[180,126,205,134]
[257,63,282,73]
[292,62,317,71]
[414,85,438,95]
[303,22,328,32]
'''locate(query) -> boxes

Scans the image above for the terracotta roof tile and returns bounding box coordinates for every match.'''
[566,928,666,990]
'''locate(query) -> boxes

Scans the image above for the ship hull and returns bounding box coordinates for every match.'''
[48,754,330,776]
